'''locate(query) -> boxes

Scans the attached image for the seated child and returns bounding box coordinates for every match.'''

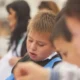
[6,10,61,80]
[52,16,80,67]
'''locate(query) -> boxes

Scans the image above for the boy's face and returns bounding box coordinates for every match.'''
[66,17,80,35]
[53,37,80,67]
[66,17,80,56]
[26,31,54,61]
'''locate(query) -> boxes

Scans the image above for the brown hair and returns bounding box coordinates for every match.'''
[38,1,59,15]
[27,10,56,43]
[64,0,80,19]
[52,16,72,43]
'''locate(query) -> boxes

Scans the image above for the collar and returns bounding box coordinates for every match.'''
[43,52,58,61]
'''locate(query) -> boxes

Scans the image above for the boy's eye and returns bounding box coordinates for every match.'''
[28,39,33,42]
[39,44,44,47]
[38,43,45,47]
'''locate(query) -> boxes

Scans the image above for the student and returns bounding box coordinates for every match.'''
[6,10,61,80]
[38,1,59,14]
[63,0,80,56]
[15,10,61,68]
[0,1,30,80]
[6,0,30,62]
[52,16,80,67]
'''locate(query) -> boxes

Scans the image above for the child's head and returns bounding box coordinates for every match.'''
[26,10,56,61]
[38,1,59,15]
[64,0,80,55]
[52,16,80,67]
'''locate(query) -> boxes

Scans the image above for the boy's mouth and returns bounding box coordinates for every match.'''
[29,52,37,59]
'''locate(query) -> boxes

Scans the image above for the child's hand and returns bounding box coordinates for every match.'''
[14,62,50,80]
[9,57,21,66]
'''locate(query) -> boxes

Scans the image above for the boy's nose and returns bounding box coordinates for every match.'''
[31,43,37,51]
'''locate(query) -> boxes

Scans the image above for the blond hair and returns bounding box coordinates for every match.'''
[27,10,55,42]
[38,1,59,15]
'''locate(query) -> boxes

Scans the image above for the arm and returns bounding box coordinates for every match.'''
[14,62,50,80]
[9,57,21,66]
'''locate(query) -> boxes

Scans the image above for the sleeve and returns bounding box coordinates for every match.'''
[50,70,59,80]
[50,62,80,80]
[0,50,13,80]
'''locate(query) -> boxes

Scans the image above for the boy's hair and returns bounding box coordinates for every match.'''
[27,10,56,43]
[64,0,80,18]
[38,1,59,14]
[55,9,65,22]
[52,16,72,43]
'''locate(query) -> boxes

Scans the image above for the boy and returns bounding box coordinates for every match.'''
[6,10,61,80]
[18,10,61,67]
[52,16,80,67]
[64,0,80,56]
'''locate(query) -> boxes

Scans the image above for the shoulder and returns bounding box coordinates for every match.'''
[51,62,80,80]
[12,55,30,73]
[19,55,30,62]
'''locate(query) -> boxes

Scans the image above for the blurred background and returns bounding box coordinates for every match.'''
[0,0,67,57]
[0,0,67,18]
